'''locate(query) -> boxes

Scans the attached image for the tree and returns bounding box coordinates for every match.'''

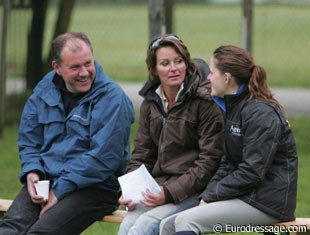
[241,0,253,53]
[164,0,174,34]
[25,0,49,90]
[44,0,76,73]
[148,0,174,42]
[0,0,10,137]
[25,0,76,90]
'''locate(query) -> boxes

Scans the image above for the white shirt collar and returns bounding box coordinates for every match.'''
[156,83,184,112]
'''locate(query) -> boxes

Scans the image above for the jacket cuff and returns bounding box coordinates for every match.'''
[52,178,76,201]
[163,186,174,203]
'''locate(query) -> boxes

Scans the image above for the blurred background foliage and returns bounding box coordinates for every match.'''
[6,0,310,87]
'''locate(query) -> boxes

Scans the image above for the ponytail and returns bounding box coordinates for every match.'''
[213,45,283,110]
[248,65,282,109]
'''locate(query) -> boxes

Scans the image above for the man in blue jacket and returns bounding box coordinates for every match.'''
[0,32,135,235]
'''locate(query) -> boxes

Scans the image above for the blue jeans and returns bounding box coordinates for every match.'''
[117,195,199,235]
[0,185,118,235]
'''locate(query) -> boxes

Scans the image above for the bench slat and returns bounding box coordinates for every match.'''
[0,199,12,211]
[0,198,126,223]
[101,210,127,223]
[275,218,310,229]
[1,198,310,233]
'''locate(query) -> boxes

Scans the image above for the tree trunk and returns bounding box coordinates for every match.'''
[25,0,49,90]
[241,0,253,53]
[164,0,174,34]
[148,0,164,42]
[44,0,76,73]
[0,0,10,136]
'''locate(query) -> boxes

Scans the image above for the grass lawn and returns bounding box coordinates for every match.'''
[0,116,309,234]
[7,3,310,88]
[3,2,310,234]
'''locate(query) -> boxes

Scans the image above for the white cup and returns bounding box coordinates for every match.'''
[34,180,50,200]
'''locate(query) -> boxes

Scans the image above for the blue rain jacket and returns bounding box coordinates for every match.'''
[18,61,134,200]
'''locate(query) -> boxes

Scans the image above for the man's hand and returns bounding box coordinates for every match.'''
[39,190,58,217]
[141,187,165,207]
[26,173,59,217]
[118,195,138,211]
[26,172,44,204]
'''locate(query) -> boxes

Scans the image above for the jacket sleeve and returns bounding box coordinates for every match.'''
[53,88,134,200]
[126,100,158,173]
[200,153,229,200]
[202,102,282,202]
[18,95,46,182]
[165,100,225,203]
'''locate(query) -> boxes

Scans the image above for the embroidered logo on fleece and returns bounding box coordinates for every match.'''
[230,124,241,136]
[72,114,87,122]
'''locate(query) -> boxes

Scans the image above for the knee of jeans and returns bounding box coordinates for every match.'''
[127,215,159,235]
[127,225,157,235]
[175,213,191,230]
[175,214,200,234]
[159,217,175,235]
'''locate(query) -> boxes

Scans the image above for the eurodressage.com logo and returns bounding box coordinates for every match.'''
[213,223,307,234]
[230,124,241,136]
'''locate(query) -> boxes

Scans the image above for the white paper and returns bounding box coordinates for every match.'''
[118,164,161,203]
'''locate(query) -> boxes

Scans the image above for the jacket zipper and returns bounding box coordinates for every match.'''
[158,116,166,172]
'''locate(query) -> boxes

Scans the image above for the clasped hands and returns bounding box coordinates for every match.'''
[26,172,58,217]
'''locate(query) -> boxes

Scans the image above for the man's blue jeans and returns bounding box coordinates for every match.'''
[0,185,118,235]
[117,195,199,235]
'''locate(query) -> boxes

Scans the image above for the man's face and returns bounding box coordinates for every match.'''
[52,40,96,94]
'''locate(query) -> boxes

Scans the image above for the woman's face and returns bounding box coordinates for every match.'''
[155,46,186,89]
[208,57,228,97]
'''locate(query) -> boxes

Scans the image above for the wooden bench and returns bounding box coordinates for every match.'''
[1,198,310,234]
[0,198,126,223]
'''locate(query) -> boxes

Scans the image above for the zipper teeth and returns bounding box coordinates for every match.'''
[158,116,166,172]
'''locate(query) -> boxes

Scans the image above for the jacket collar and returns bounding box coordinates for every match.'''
[33,61,109,107]
[212,84,247,112]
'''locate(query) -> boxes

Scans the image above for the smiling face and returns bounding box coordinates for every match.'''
[155,46,187,90]
[52,39,96,94]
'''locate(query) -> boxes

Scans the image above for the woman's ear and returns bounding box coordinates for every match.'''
[224,72,232,82]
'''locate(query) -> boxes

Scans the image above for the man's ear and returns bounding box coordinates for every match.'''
[52,60,61,75]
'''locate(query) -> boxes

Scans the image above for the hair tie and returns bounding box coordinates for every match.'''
[250,64,256,73]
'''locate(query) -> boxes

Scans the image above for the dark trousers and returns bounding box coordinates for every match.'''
[0,185,118,235]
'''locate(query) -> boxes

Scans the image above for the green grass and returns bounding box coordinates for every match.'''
[0,117,309,234]
[3,2,310,234]
[7,3,310,87]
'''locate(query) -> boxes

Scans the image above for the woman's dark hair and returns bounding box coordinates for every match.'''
[145,34,196,82]
[213,45,281,108]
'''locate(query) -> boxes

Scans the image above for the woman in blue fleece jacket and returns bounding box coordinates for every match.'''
[0,32,134,235]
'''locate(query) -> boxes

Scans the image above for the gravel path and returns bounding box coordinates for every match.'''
[6,79,310,117]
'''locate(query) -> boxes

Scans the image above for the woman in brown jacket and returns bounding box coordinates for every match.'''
[118,34,224,235]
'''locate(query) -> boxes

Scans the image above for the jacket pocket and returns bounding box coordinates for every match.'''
[66,111,91,141]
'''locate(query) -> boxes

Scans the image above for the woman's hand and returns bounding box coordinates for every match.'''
[141,187,165,207]
[118,195,138,211]
[199,199,207,206]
